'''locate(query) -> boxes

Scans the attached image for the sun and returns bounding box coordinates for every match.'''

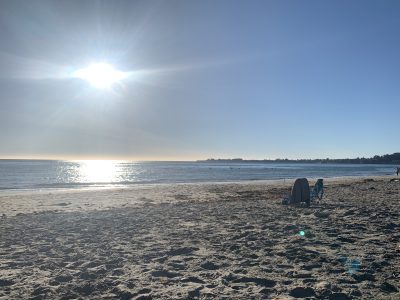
[73,62,129,89]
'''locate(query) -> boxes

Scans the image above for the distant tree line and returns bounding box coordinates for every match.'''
[316,152,400,164]
[202,153,400,164]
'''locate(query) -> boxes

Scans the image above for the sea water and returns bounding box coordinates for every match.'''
[0,160,396,191]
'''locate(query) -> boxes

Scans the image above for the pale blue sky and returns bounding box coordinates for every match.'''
[0,0,399,160]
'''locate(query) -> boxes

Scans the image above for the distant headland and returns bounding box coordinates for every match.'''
[198,152,400,164]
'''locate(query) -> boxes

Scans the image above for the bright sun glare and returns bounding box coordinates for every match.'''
[78,160,119,183]
[73,62,129,89]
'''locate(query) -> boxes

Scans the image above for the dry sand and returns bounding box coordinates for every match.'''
[0,177,399,299]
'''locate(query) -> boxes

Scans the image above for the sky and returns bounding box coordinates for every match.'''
[0,0,399,160]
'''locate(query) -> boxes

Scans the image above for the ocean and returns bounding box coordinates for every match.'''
[0,160,397,191]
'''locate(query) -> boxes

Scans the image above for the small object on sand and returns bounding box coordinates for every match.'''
[282,195,290,205]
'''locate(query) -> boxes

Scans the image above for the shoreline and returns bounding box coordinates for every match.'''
[0,174,395,196]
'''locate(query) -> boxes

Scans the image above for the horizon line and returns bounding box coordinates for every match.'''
[0,152,398,162]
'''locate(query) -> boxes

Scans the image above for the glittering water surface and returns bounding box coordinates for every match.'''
[0,160,395,191]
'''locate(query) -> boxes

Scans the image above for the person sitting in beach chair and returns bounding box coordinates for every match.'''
[282,178,311,207]
[310,179,324,202]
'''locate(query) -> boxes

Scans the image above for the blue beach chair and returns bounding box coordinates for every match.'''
[310,179,324,202]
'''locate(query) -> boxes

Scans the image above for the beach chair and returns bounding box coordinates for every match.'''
[282,178,311,207]
[310,179,324,202]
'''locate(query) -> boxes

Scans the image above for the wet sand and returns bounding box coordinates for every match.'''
[0,177,399,299]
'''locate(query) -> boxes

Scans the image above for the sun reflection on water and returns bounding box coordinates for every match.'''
[76,160,120,183]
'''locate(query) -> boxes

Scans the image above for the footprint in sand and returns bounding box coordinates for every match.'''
[0,279,14,287]
[151,269,181,278]
[200,261,219,270]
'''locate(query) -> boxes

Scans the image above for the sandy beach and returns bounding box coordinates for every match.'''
[0,177,399,299]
